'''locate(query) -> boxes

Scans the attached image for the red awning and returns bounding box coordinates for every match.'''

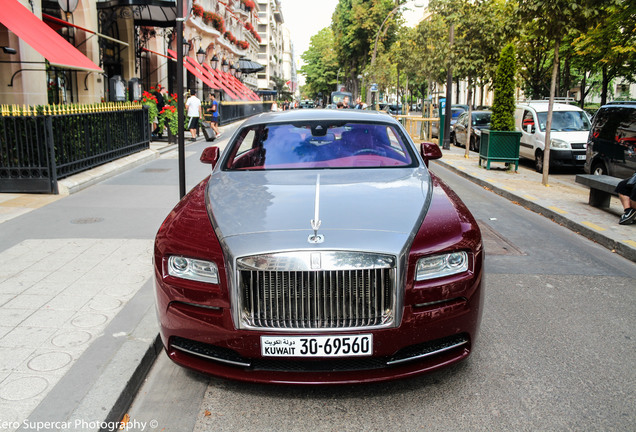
[168,49,242,100]
[201,64,244,100]
[224,71,260,101]
[0,0,101,72]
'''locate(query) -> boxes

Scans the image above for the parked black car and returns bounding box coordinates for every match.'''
[452,110,492,152]
[584,102,636,178]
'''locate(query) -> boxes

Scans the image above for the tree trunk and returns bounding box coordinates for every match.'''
[465,78,473,159]
[542,37,560,186]
[579,72,586,109]
[456,77,461,104]
[601,65,608,106]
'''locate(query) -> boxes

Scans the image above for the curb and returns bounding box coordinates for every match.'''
[434,159,636,263]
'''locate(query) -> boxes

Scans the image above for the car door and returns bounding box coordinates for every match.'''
[519,109,536,159]
[614,108,636,178]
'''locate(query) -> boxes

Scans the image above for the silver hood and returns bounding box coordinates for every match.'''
[206,168,432,258]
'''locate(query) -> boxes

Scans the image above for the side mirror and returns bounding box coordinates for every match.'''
[200,146,220,168]
[420,142,443,167]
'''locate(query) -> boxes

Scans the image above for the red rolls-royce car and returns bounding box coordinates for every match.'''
[154,110,484,384]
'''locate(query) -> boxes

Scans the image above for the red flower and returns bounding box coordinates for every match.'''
[192,3,204,17]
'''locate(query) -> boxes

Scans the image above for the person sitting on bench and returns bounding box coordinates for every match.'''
[616,173,636,225]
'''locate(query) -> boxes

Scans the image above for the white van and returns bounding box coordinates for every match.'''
[515,101,591,172]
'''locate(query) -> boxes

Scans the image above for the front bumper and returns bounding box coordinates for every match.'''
[550,149,587,168]
[155,276,483,385]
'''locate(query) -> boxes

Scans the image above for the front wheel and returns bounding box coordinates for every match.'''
[535,150,544,173]
[591,161,607,176]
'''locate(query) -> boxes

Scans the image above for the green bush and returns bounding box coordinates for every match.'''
[491,43,517,132]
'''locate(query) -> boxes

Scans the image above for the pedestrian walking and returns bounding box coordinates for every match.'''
[185,91,202,141]
[206,92,221,138]
[151,85,166,138]
[616,172,636,225]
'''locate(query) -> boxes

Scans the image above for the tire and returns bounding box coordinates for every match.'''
[469,137,476,152]
[452,133,458,147]
[535,150,544,173]
[474,137,480,152]
[591,161,607,176]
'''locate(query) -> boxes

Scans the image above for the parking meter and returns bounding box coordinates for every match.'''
[438,97,446,146]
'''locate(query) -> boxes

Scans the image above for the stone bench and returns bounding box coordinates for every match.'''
[575,174,621,208]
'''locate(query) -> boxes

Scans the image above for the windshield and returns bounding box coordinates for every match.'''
[225,122,416,170]
[473,112,491,127]
[537,111,591,132]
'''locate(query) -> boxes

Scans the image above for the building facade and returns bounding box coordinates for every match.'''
[0,0,271,106]
[255,0,284,93]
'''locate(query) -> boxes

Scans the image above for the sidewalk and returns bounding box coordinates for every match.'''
[432,145,636,262]
[0,126,232,432]
[0,127,634,432]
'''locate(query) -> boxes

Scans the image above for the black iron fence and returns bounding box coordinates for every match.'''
[202,100,274,126]
[0,105,149,194]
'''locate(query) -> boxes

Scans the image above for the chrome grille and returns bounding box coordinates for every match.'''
[237,252,396,330]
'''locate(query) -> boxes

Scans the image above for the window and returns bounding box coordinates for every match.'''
[522,110,535,130]
[537,111,590,132]
[224,122,416,170]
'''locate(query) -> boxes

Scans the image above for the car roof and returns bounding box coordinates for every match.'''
[242,109,399,126]
[602,101,636,108]
[517,101,584,113]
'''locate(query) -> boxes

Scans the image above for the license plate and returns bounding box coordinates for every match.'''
[576,155,586,160]
[261,334,373,357]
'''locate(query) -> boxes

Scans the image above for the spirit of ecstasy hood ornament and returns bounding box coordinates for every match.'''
[308,174,324,244]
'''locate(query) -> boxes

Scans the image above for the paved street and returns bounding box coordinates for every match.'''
[126,159,636,432]
[0,122,634,431]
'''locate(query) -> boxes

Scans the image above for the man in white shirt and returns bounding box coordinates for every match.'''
[185,91,202,141]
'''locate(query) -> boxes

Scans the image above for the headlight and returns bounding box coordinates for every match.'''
[550,139,569,149]
[167,256,219,284]
[415,252,468,281]
[474,129,481,136]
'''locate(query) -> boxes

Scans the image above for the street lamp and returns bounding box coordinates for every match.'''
[234,63,242,80]
[368,0,425,108]
[196,47,206,64]
[182,38,191,56]
[221,58,229,73]
[210,54,219,69]
[57,0,79,13]
[229,63,236,76]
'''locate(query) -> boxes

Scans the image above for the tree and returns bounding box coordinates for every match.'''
[517,0,598,185]
[490,43,517,132]
[332,0,402,99]
[573,0,636,106]
[271,76,292,101]
[299,28,339,100]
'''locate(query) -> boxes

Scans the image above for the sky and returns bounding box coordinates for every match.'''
[279,0,425,71]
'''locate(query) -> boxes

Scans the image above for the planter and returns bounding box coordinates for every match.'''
[478,130,521,170]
